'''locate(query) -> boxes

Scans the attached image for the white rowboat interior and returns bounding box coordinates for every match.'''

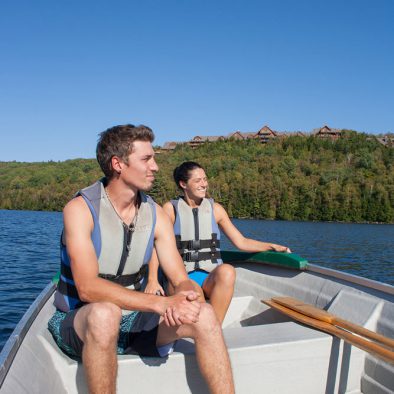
[1,253,393,394]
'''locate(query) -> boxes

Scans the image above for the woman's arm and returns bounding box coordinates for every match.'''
[214,203,291,252]
[144,248,165,296]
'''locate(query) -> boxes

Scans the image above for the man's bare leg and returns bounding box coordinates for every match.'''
[203,264,236,323]
[157,302,235,394]
[73,303,122,394]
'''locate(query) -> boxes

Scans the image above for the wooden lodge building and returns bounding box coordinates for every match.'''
[312,125,342,140]
[376,135,394,147]
[159,124,391,151]
[160,124,283,151]
[188,135,225,149]
[227,126,279,143]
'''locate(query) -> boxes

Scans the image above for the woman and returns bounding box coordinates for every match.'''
[145,161,291,323]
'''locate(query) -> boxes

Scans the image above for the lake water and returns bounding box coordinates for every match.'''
[0,209,393,352]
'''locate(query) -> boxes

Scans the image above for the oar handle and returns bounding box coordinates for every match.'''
[335,316,394,349]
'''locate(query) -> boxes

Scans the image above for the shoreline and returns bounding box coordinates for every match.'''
[1,208,393,225]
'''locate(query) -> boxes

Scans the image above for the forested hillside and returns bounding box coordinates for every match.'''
[1,131,393,223]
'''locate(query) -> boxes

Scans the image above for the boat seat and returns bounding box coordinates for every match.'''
[30,296,366,394]
[114,321,363,394]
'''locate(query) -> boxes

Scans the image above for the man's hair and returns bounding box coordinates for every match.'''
[96,124,154,178]
[173,161,204,189]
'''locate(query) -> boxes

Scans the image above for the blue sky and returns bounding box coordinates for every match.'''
[1,0,393,162]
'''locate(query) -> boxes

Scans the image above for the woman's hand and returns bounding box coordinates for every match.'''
[144,279,165,296]
[270,244,292,253]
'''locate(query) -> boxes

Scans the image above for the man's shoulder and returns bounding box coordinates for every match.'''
[162,201,176,220]
[155,203,174,225]
[78,180,104,201]
[63,195,94,232]
[64,195,89,215]
[162,200,173,209]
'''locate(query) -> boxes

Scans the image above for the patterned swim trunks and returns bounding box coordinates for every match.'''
[48,308,166,358]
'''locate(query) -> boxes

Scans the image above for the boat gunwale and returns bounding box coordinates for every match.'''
[224,250,394,296]
[0,281,56,388]
[306,263,394,296]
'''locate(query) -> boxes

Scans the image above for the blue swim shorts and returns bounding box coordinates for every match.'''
[188,270,209,287]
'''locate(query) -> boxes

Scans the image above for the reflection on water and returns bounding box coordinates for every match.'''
[0,209,393,352]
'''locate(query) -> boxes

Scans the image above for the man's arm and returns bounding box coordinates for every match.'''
[154,204,204,325]
[154,204,197,293]
[64,197,172,315]
[214,203,291,252]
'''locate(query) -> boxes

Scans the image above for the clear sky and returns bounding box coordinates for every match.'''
[1,0,393,162]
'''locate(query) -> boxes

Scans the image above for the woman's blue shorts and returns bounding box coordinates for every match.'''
[188,270,209,287]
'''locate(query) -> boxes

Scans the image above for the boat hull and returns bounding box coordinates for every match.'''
[1,253,393,393]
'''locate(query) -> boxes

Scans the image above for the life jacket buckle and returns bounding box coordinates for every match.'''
[191,239,201,250]
[190,251,199,261]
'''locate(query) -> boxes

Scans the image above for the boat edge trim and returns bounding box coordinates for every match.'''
[0,282,56,388]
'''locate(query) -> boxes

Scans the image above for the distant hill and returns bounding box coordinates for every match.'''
[1,131,393,223]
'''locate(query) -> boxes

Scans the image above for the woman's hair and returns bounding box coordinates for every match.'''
[173,161,204,189]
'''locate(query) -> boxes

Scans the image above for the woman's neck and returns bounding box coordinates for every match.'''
[183,194,203,208]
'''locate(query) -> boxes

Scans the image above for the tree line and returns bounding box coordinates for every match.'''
[1,130,393,223]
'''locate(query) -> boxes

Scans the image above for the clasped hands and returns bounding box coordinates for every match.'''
[163,291,201,327]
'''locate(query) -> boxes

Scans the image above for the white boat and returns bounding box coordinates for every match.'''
[1,251,393,394]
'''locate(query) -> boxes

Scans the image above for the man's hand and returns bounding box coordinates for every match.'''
[162,291,201,327]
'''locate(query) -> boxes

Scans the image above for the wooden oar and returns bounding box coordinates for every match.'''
[263,299,394,365]
[271,297,394,350]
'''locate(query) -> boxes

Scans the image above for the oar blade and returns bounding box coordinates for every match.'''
[263,299,394,365]
[272,297,394,349]
[272,297,334,324]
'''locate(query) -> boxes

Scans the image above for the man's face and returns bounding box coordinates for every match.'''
[120,140,159,191]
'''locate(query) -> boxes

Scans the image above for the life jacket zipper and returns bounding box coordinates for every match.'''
[192,208,199,241]
[192,208,200,270]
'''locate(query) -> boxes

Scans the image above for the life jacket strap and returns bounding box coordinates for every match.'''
[59,263,147,296]
[61,263,73,280]
[183,250,221,263]
[57,279,78,299]
[99,264,148,286]
[176,233,220,253]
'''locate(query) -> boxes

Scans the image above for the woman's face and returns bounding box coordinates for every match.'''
[181,168,208,199]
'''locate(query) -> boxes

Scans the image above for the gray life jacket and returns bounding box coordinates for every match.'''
[171,197,222,273]
[54,179,156,312]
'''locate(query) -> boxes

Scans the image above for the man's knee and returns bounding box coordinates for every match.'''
[85,303,121,345]
[195,303,221,335]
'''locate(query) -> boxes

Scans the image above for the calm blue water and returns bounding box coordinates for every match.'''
[0,210,393,352]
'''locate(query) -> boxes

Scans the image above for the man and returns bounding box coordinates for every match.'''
[48,124,234,394]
